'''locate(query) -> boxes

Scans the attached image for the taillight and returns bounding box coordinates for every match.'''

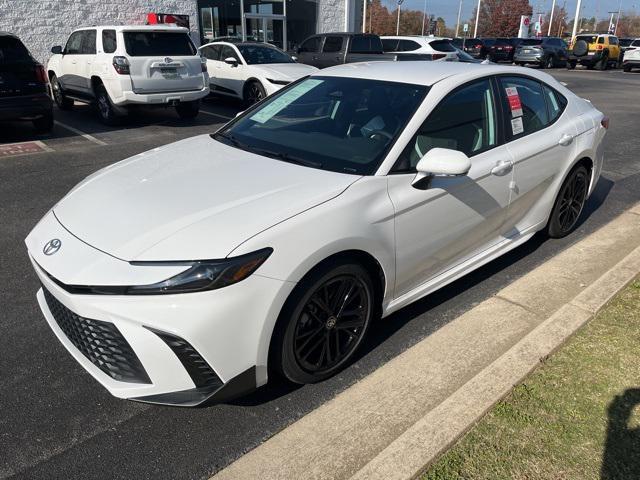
[201,56,207,73]
[596,44,604,50]
[505,46,513,50]
[601,116,610,129]
[112,56,130,75]
[34,65,48,84]
[432,53,446,60]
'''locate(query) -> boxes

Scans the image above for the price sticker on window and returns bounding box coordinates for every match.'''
[505,87,523,118]
[511,116,524,135]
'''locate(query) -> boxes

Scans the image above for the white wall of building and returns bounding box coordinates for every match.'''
[0,0,198,64]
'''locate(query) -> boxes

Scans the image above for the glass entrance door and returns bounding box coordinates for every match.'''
[244,15,286,50]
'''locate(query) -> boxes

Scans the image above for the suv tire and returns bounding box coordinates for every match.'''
[596,51,609,71]
[50,74,73,110]
[623,64,632,72]
[175,100,200,119]
[244,81,266,107]
[95,84,120,126]
[567,60,577,69]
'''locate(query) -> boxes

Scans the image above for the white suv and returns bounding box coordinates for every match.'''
[47,25,209,124]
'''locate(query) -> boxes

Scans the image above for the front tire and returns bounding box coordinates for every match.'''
[272,261,375,384]
[176,100,200,119]
[50,74,73,110]
[547,165,589,238]
[244,81,266,107]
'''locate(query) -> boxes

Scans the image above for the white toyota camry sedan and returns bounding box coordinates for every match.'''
[26,62,607,406]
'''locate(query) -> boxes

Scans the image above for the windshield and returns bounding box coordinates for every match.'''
[576,35,597,44]
[520,39,543,46]
[238,44,294,64]
[619,38,633,47]
[215,77,427,175]
[123,31,196,56]
[0,36,32,63]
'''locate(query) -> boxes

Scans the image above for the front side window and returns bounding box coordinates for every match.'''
[220,45,239,62]
[392,79,497,173]
[323,36,344,53]
[65,31,83,54]
[123,32,196,56]
[238,45,293,64]
[216,77,427,175]
[102,29,117,54]
[80,30,96,55]
[299,36,320,53]
[499,76,549,139]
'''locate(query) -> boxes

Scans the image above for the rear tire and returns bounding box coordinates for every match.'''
[95,84,120,126]
[623,64,632,72]
[272,261,375,384]
[50,74,73,110]
[545,55,555,69]
[596,53,608,71]
[547,165,589,238]
[175,100,200,119]
[567,60,577,70]
[33,111,54,133]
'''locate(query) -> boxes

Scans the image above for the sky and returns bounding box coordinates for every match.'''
[382,0,639,28]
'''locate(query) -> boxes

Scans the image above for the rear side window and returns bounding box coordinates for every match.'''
[323,36,344,53]
[299,36,320,53]
[399,40,421,51]
[382,39,399,52]
[123,32,196,56]
[102,30,117,53]
[499,76,549,138]
[429,40,456,52]
[632,39,640,47]
[81,30,96,55]
[542,84,568,123]
[393,79,497,172]
[597,37,605,44]
[0,36,32,62]
[349,36,383,53]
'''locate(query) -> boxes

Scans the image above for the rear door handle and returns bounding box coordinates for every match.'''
[558,133,574,146]
[491,160,513,176]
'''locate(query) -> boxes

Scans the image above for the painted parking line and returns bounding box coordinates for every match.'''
[0,140,53,159]
[54,120,108,146]
[199,109,234,121]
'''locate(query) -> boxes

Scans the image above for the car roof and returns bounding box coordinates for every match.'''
[314,61,546,87]
[71,25,188,32]
[202,41,278,48]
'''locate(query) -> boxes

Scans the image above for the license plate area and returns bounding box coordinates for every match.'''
[160,67,179,79]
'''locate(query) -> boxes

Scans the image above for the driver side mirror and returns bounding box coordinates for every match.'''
[224,57,239,67]
[51,45,63,55]
[412,148,471,188]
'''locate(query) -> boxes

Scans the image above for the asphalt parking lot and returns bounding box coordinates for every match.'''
[1,68,639,480]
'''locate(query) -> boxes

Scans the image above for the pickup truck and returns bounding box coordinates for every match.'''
[295,33,396,68]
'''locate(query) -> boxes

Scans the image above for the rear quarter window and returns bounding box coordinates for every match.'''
[429,40,455,52]
[349,36,383,54]
[123,32,196,56]
[102,30,117,53]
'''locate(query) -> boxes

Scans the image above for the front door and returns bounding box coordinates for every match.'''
[60,31,84,92]
[388,78,513,299]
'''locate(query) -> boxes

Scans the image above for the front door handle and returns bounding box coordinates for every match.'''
[491,160,513,176]
[558,133,574,146]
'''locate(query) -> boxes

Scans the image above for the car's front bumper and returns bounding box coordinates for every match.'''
[26,212,294,406]
[0,92,52,121]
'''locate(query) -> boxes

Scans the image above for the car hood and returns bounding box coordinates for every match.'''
[255,62,318,80]
[53,135,359,261]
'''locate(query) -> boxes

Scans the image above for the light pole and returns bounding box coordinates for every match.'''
[571,0,582,40]
[455,0,464,37]
[548,0,557,36]
[421,0,428,35]
[396,0,404,36]
[614,0,622,35]
[473,0,481,37]
[362,0,367,33]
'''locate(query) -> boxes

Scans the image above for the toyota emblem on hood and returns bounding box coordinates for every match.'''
[43,238,62,256]
[164,57,173,64]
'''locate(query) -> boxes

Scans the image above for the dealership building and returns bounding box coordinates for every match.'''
[0,0,363,63]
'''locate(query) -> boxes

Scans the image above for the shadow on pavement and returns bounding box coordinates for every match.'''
[601,388,640,479]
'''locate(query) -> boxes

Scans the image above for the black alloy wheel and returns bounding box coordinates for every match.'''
[244,81,266,107]
[51,74,73,110]
[274,262,375,384]
[547,165,589,238]
[95,85,119,126]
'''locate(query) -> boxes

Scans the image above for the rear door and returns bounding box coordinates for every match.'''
[0,35,44,98]
[122,29,204,94]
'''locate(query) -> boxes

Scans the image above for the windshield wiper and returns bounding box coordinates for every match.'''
[252,148,323,169]
[212,131,249,150]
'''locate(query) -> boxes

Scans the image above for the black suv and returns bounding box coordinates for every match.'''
[488,37,523,62]
[462,38,495,59]
[513,37,569,68]
[0,32,53,132]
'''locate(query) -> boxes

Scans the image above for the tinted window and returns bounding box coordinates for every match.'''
[202,45,221,60]
[393,79,497,173]
[482,39,496,46]
[382,39,399,52]
[323,36,344,53]
[632,40,640,47]
[220,77,427,175]
[521,39,543,46]
[543,84,567,123]
[349,35,383,53]
[65,31,83,54]
[429,40,456,52]
[299,36,320,53]
[80,30,96,54]
[495,38,511,45]
[102,29,117,53]
[123,32,196,56]
[499,76,549,138]
[400,40,421,52]
[597,37,605,44]
[0,36,32,63]
[619,38,633,47]
[610,37,619,45]
[220,45,239,62]
[577,35,597,44]
[238,45,293,64]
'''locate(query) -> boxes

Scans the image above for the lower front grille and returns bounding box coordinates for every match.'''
[42,287,151,384]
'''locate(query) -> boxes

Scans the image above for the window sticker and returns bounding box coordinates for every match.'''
[250,79,324,124]
[511,116,524,135]
[505,86,523,117]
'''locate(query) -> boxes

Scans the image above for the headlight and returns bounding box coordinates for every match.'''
[126,248,273,295]
[266,78,290,86]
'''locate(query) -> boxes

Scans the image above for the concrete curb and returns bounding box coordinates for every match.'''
[212,205,640,480]
[352,244,640,480]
